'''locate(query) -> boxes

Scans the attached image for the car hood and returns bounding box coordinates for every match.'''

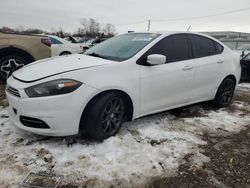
[13,54,113,82]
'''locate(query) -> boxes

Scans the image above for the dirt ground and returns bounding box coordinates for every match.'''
[0,84,7,107]
[0,84,250,188]
[150,128,250,188]
[150,87,250,188]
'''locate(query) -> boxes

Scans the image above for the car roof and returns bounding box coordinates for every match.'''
[131,31,212,37]
[130,31,223,44]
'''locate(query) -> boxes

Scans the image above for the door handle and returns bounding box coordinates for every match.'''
[217,59,224,64]
[182,65,193,70]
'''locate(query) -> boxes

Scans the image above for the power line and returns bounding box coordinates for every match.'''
[115,20,146,26]
[153,7,250,22]
[115,7,250,28]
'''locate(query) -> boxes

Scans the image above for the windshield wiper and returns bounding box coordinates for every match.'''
[86,53,108,60]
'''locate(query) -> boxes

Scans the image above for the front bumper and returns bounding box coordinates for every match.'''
[6,77,97,136]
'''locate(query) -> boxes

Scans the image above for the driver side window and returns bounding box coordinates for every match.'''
[138,34,191,65]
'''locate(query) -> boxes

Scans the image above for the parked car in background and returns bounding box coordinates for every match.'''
[64,36,91,44]
[80,37,107,50]
[240,52,250,81]
[64,36,78,43]
[0,32,51,82]
[235,44,250,57]
[64,36,108,50]
[6,32,241,141]
[48,35,84,56]
[77,37,91,43]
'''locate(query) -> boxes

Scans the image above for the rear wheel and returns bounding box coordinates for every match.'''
[213,78,235,108]
[60,51,71,56]
[0,54,27,82]
[81,92,126,141]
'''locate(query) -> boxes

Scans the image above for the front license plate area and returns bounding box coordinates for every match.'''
[20,171,64,188]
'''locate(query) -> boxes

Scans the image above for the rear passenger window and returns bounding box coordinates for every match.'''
[49,37,63,44]
[190,34,217,58]
[214,42,224,54]
[49,37,55,44]
[146,34,190,63]
[54,38,63,44]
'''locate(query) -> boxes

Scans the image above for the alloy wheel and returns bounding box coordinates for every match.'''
[1,58,25,79]
[219,79,235,106]
[101,98,125,135]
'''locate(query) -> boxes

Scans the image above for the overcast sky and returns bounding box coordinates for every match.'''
[1,0,250,34]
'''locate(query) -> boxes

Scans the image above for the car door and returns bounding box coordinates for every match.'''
[50,37,63,56]
[139,34,195,116]
[240,53,250,81]
[189,34,225,100]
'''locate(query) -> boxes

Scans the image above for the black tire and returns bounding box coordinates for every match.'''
[82,47,89,52]
[213,78,236,108]
[81,92,126,141]
[59,51,71,56]
[0,54,28,82]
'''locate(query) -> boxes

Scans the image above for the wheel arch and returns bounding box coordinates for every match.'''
[79,89,134,132]
[224,74,237,86]
[0,46,35,62]
[213,74,237,100]
[59,51,71,56]
[212,74,237,107]
[82,47,89,51]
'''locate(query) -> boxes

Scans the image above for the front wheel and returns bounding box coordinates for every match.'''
[213,78,236,108]
[81,92,126,141]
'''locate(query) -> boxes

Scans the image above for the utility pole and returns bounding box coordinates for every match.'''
[147,20,151,31]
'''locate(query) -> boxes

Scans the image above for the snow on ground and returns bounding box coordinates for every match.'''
[238,82,250,89]
[0,84,250,188]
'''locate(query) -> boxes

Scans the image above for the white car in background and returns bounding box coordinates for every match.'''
[48,35,84,56]
[6,32,241,141]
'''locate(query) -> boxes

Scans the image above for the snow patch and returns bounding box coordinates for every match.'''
[0,86,250,187]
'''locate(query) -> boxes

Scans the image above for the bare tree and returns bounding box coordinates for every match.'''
[89,18,100,34]
[79,18,117,38]
[80,18,89,34]
[103,24,116,37]
[74,27,83,37]
[80,18,101,37]
[25,28,45,34]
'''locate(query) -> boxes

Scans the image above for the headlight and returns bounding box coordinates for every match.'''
[25,79,82,97]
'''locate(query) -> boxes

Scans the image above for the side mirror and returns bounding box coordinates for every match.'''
[147,54,166,65]
[241,51,245,58]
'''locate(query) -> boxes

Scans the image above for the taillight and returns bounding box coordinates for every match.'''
[41,38,51,47]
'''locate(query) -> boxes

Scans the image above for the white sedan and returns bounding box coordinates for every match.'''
[48,35,84,56]
[6,31,241,140]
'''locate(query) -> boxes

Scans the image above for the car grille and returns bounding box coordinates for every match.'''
[7,86,20,97]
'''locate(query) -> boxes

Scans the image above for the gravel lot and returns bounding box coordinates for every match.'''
[0,84,250,188]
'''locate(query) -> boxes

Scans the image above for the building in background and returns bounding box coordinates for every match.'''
[203,31,250,50]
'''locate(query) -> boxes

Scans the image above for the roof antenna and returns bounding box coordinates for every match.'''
[187,25,191,32]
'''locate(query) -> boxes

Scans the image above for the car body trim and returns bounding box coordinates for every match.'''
[13,64,105,83]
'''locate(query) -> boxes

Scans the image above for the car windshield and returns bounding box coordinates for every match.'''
[79,38,90,43]
[86,39,95,44]
[84,33,160,61]
[243,53,250,60]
